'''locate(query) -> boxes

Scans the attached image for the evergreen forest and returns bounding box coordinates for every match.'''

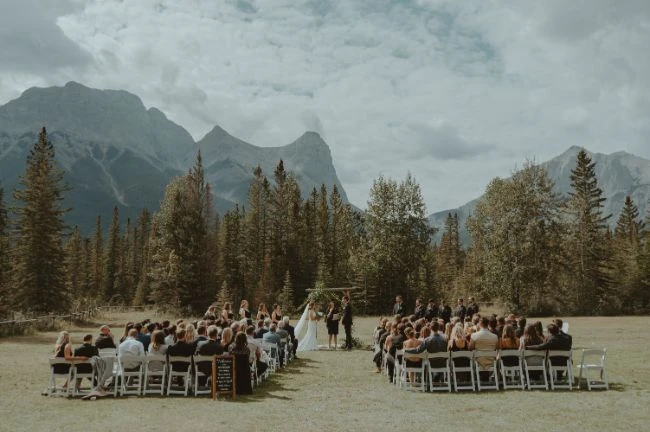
[1,128,649,319]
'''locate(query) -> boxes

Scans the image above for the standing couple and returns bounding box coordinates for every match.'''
[296,295,352,352]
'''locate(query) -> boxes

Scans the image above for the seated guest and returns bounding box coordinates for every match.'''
[74,334,99,375]
[515,317,527,339]
[384,324,405,383]
[185,324,196,345]
[52,332,88,387]
[499,324,519,350]
[166,329,194,386]
[254,320,268,339]
[246,325,268,378]
[119,322,134,344]
[220,327,234,352]
[193,325,208,353]
[167,329,194,359]
[196,326,224,385]
[262,323,281,347]
[147,330,168,372]
[95,325,116,349]
[447,322,471,382]
[164,325,177,346]
[520,324,545,379]
[526,323,572,353]
[229,332,253,395]
[406,321,446,354]
[402,327,422,383]
[469,317,499,377]
[118,328,145,370]
[283,316,297,358]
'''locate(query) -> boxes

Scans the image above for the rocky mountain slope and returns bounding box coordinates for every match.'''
[0,82,348,233]
[429,146,650,244]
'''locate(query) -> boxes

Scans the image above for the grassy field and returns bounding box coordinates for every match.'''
[0,312,649,432]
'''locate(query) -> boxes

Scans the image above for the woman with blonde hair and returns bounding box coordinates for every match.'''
[184,324,196,344]
[239,299,251,323]
[52,331,89,379]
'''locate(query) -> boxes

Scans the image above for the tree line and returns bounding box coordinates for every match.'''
[0,128,649,319]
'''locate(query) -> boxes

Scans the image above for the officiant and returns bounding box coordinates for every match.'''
[325,300,341,350]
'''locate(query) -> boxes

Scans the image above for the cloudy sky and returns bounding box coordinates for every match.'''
[1,0,649,212]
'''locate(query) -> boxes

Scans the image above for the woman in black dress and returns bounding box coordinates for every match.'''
[239,300,252,325]
[229,332,252,395]
[325,301,340,350]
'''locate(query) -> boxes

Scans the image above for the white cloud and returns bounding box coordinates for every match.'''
[1,0,649,213]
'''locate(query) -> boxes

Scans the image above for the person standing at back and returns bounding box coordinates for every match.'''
[341,296,353,350]
[393,295,404,316]
[466,297,479,319]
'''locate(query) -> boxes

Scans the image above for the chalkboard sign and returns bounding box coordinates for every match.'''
[212,355,236,399]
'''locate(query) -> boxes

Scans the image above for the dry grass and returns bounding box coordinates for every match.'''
[1,312,649,432]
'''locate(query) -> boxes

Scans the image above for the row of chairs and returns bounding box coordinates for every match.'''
[387,348,608,392]
[47,340,293,397]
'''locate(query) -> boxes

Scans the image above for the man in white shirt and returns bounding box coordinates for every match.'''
[469,316,498,381]
[118,328,145,369]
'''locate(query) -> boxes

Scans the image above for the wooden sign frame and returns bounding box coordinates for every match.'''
[211,355,236,400]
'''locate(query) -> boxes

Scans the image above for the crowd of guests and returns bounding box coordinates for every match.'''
[52,299,298,396]
[375,296,573,383]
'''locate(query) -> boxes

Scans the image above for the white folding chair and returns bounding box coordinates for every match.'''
[499,350,525,390]
[393,349,404,386]
[47,358,71,396]
[167,356,192,396]
[451,351,475,391]
[427,351,452,392]
[70,360,95,397]
[547,350,574,390]
[193,355,214,397]
[143,355,168,395]
[98,349,118,392]
[523,350,548,390]
[473,350,499,391]
[116,355,145,396]
[399,352,427,392]
[577,348,608,390]
[262,343,279,373]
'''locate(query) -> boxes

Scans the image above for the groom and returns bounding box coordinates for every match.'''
[341,295,353,350]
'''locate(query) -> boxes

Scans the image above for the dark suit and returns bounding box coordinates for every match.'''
[74,343,99,374]
[527,333,573,365]
[193,335,208,354]
[196,340,223,383]
[414,305,425,320]
[404,334,446,355]
[341,303,353,349]
[167,341,194,371]
[95,334,116,349]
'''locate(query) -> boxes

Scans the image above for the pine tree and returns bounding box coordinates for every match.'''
[278,270,295,312]
[64,226,83,300]
[12,127,70,314]
[611,196,644,312]
[329,184,353,287]
[216,280,233,310]
[91,216,103,300]
[564,149,611,315]
[361,174,433,312]
[103,206,121,303]
[0,188,11,317]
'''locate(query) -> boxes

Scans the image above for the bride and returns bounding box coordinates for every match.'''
[296,301,320,352]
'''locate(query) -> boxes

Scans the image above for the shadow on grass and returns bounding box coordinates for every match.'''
[220,358,320,403]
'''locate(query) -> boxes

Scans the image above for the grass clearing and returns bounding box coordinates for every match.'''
[1,313,649,431]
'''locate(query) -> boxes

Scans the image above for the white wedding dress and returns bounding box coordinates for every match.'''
[296,307,319,352]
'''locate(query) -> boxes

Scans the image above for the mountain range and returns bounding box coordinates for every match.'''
[1,82,648,241]
[429,146,650,244]
[0,82,347,233]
